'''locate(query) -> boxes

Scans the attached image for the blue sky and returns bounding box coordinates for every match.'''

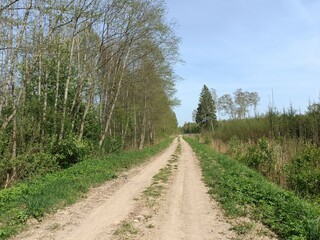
[166,0,320,126]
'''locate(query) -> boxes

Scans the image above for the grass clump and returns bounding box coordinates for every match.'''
[0,138,172,239]
[113,221,139,238]
[231,222,254,235]
[185,137,320,240]
[143,139,181,206]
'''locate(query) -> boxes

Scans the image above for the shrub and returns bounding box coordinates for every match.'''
[103,137,123,154]
[244,138,275,177]
[286,145,320,197]
[52,136,89,168]
[14,152,60,180]
[226,136,244,160]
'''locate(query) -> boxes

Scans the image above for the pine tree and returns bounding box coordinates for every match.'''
[195,85,217,130]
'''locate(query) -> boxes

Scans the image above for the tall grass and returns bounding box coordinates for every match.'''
[0,138,172,239]
[186,137,320,240]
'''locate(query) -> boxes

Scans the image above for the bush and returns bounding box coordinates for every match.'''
[244,138,275,177]
[286,145,320,197]
[14,152,60,180]
[226,136,244,160]
[52,136,90,168]
[103,137,123,154]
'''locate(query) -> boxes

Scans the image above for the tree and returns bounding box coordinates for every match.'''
[195,85,217,130]
[218,89,260,119]
[0,0,180,187]
[217,94,236,119]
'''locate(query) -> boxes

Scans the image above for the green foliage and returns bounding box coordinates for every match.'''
[226,136,244,160]
[14,152,60,180]
[214,117,269,142]
[185,137,320,239]
[286,145,320,197]
[0,0,179,188]
[182,122,200,134]
[231,222,254,235]
[217,89,260,119]
[244,139,276,177]
[0,138,171,239]
[52,136,90,168]
[210,101,320,199]
[195,85,217,130]
[102,137,123,154]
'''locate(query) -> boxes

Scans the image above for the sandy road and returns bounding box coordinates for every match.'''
[12,137,236,240]
[153,138,235,240]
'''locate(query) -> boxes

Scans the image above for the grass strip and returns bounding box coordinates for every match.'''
[0,138,172,239]
[143,138,180,205]
[185,137,320,240]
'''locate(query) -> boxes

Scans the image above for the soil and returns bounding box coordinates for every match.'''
[11,137,276,240]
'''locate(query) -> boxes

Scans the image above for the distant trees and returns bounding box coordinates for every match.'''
[195,85,217,130]
[218,89,260,119]
[182,122,200,134]
[185,87,260,134]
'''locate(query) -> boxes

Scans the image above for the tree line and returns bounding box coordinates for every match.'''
[185,85,259,133]
[0,0,180,187]
[186,85,320,199]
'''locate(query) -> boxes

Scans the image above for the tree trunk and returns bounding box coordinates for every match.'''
[99,47,131,148]
[59,27,77,140]
[139,95,147,150]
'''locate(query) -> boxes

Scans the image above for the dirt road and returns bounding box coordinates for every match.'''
[153,138,234,240]
[12,137,236,240]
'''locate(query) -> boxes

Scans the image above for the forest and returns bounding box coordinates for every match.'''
[185,85,320,201]
[0,0,180,188]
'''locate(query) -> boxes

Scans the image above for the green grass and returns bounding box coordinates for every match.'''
[0,138,172,239]
[113,221,139,238]
[143,138,181,206]
[231,222,254,235]
[185,137,320,240]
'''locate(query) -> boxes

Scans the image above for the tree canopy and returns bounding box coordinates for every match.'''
[218,89,260,119]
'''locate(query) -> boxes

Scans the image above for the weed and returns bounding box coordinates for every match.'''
[231,222,253,235]
[142,142,181,207]
[113,221,139,237]
[153,167,172,183]
[47,223,60,231]
[143,184,164,198]
[146,224,154,229]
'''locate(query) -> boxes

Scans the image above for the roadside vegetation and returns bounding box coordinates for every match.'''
[184,86,320,201]
[0,138,172,239]
[198,104,320,201]
[186,137,320,240]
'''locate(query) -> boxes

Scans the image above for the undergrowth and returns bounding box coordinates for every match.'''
[185,137,320,240]
[0,138,172,239]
